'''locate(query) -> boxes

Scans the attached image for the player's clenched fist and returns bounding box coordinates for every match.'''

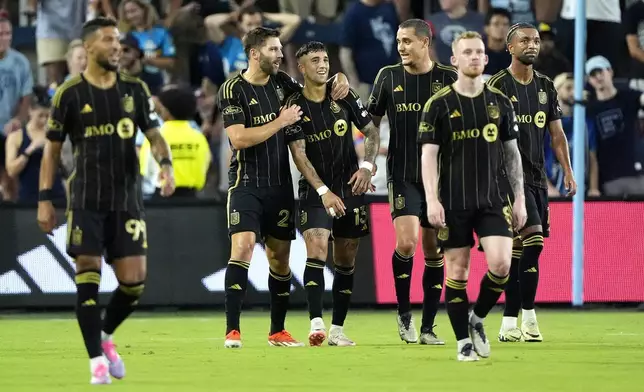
[279,105,303,127]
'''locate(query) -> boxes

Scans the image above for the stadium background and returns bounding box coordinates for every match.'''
[1,0,644,310]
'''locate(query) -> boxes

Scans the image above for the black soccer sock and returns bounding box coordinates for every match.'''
[331,264,355,327]
[75,270,103,358]
[503,247,523,317]
[304,258,326,320]
[421,256,444,331]
[444,278,469,341]
[520,233,544,310]
[102,281,145,336]
[225,260,250,334]
[392,250,414,315]
[268,268,292,335]
[473,271,509,319]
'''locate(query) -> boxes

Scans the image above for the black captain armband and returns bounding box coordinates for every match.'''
[159,158,173,167]
[39,189,54,202]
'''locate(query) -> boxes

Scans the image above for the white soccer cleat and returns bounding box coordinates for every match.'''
[397,312,418,343]
[457,343,479,362]
[498,327,523,342]
[468,314,491,358]
[308,317,327,347]
[522,320,543,342]
[328,326,356,347]
[89,356,112,385]
[419,326,445,345]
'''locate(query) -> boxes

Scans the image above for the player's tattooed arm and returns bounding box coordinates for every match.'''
[361,121,380,165]
[144,128,172,165]
[503,139,525,200]
[349,121,380,194]
[289,139,325,190]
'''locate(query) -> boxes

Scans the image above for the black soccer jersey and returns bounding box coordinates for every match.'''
[368,62,457,183]
[284,88,372,202]
[218,70,302,188]
[487,69,562,189]
[418,84,518,210]
[47,73,160,212]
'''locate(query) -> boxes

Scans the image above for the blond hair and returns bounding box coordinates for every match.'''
[451,31,484,54]
[117,0,160,33]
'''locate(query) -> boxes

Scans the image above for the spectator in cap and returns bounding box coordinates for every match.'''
[585,55,644,196]
[624,0,644,80]
[119,33,164,95]
[533,22,570,79]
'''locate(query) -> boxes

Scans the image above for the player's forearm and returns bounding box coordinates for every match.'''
[146,129,172,164]
[39,141,62,191]
[552,133,573,174]
[361,121,381,164]
[228,120,284,149]
[421,144,440,201]
[289,140,326,190]
[503,140,525,200]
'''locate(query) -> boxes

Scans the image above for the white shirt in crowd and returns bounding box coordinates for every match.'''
[560,0,621,23]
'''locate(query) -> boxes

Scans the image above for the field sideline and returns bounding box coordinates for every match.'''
[1,309,643,391]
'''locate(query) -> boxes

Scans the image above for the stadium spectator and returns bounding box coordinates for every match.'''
[119,33,164,95]
[4,88,65,204]
[31,0,86,84]
[545,72,600,197]
[483,7,511,77]
[118,0,176,79]
[426,0,484,65]
[340,0,399,101]
[625,0,644,81]
[0,17,32,203]
[48,40,88,98]
[533,22,571,79]
[476,0,534,24]
[140,85,210,199]
[278,0,338,23]
[585,56,644,196]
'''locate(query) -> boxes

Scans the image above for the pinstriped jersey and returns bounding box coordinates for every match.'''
[46,73,160,212]
[418,84,517,210]
[218,70,302,188]
[367,62,457,183]
[487,69,562,189]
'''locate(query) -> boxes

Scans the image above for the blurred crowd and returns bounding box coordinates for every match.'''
[1,0,644,205]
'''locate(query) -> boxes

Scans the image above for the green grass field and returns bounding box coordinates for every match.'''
[1,309,643,391]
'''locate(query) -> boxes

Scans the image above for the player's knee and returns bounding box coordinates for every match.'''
[230,236,255,261]
[305,238,329,261]
[445,256,469,280]
[75,255,102,272]
[488,259,511,277]
[333,252,356,268]
[396,236,418,257]
[118,280,145,299]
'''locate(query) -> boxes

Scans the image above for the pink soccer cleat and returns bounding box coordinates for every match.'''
[90,358,111,385]
[101,340,126,379]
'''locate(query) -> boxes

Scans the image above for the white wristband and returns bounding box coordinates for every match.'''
[360,161,374,173]
[317,186,329,196]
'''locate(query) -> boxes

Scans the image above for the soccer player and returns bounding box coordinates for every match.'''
[487,23,577,342]
[36,18,175,384]
[218,28,349,348]
[284,41,380,347]
[418,31,527,361]
[367,19,457,344]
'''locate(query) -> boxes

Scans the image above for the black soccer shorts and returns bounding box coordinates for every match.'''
[66,210,147,262]
[439,205,514,250]
[227,184,296,241]
[388,180,431,228]
[524,184,550,237]
[299,195,370,239]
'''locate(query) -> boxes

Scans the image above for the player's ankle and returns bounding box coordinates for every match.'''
[501,316,518,330]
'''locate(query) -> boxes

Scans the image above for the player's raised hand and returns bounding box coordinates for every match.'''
[512,197,528,232]
[37,201,56,234]
[159,165,176,197]
[427,199,446,229]
[278,105,302,127]
[330,73,350,100]
[564,172,577,197]
[321,191,346,218]
[348,167,372,195]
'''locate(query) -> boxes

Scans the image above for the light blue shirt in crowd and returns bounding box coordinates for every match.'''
[0,49,33,129]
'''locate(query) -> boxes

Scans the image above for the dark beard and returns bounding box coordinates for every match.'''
[97,58,118,72]
[518,54,535,65]
[259,55,277,75]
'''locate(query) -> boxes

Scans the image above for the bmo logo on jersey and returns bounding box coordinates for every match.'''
[202,230,334,292]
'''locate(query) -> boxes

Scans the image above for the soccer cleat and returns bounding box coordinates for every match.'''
[101,340,125,379]
[522,320,543,342]
[397,312,418,343]
[308,317,327,347]
[419,326,445,345]
[498,327,523,342]
[468,315,491,358]
[268,330,305,347]
[224,330,243,348]
[328,326,356,347]
[457,343,479,362]
[89,357,112,385]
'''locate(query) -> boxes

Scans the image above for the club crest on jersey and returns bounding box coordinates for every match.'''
[300,211,308,226]
[122,95,134,113]
[230,211,240,226]
[538,91,547,105]
[330,101,342,114]
[71,226,83,246]
[437,227,449,241]
[395,195,405,210]
[432,82,443,93]
[276,87,284,102]
[487,104,500,119]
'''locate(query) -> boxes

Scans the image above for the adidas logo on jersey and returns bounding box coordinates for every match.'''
[81,104,93,113]
[249,98,258,105]
[510,96,519,102]
[450,110,461,118]
[393,85,403,92]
